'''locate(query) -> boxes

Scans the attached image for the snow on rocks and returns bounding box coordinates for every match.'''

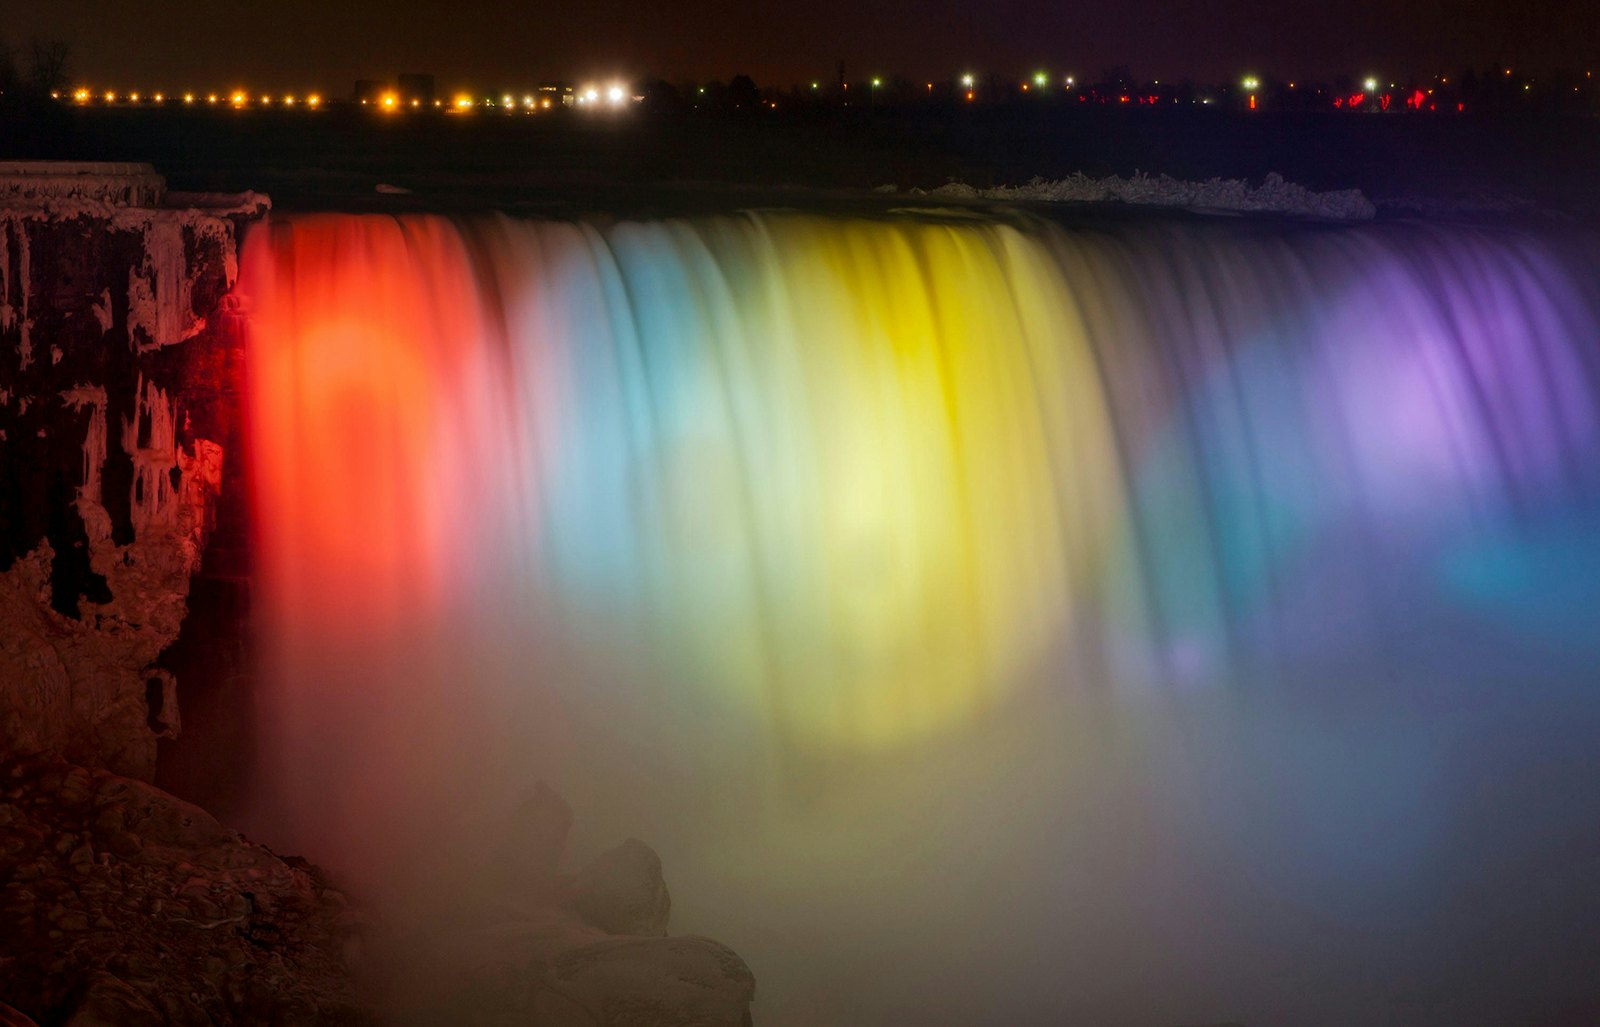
[897,171,1377,220]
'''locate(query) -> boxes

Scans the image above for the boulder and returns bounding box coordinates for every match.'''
[568,839,671,937]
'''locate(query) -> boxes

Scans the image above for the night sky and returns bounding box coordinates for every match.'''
[5,0,1596,93]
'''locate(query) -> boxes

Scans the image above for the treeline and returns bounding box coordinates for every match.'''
[629,64,1600,115]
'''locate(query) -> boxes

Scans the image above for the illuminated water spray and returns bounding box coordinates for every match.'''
[240,212,1600,949]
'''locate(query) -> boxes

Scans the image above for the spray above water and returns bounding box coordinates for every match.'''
[241,210,1600,1024]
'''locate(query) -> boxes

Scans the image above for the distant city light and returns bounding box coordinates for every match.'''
[153,93,164,103]
[524,95,536,108]
[183,92,195,104]
[380,92,398,110]
[607,84,626,104]
[1033,71,1048,87]
[961,73,975,88]
[1364,77,1378,92]
[308,94,322,107]
[811,81,820,90]
[130,92,141,102]
[871,77,882,87]
[105,91,116,102]
[1065,75,1075,86]
[208,94,219,104]
[1242,76,1259,91]
[74,88,90,103]
[501,94,514,107]
[283,95,296,106]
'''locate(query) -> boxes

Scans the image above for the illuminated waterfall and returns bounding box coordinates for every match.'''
[241,210,1600,1022]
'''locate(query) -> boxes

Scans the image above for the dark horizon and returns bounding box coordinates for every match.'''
[5,0,1597,94]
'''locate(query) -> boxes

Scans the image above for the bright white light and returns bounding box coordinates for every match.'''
[1242,76,1259,91]
[1065,75,1075,86]
[586,88,599,102]
[871,77,881,87]
[607,84,625,104]
[961,73,975,88]
[1033,71,1048,87]
[1364,77,1378,92]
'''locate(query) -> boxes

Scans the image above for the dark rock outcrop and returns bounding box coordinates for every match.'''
[0,755,365,1026]
[567,838,672,939]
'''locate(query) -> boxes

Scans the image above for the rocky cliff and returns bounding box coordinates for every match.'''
[0,163,266,780]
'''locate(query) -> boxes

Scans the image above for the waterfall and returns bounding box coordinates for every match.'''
[240,210,1600,1025]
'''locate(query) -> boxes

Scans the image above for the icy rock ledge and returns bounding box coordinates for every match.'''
[896,171,1377,221]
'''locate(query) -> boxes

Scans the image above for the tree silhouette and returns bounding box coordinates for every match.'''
[729,74,759,110]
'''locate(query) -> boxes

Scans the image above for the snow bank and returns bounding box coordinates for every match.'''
[898,171,1376,221]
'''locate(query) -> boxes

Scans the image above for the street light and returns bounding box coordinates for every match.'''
[961,73,975,88]
[1364,77,1378,93]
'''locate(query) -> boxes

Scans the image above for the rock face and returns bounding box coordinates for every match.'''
[381,789,755,1026]
[0,755,365,1026]
[0,163,266,780]
[567,839,672,938]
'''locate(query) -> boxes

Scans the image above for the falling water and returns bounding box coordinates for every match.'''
[241,211,1600,1026]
